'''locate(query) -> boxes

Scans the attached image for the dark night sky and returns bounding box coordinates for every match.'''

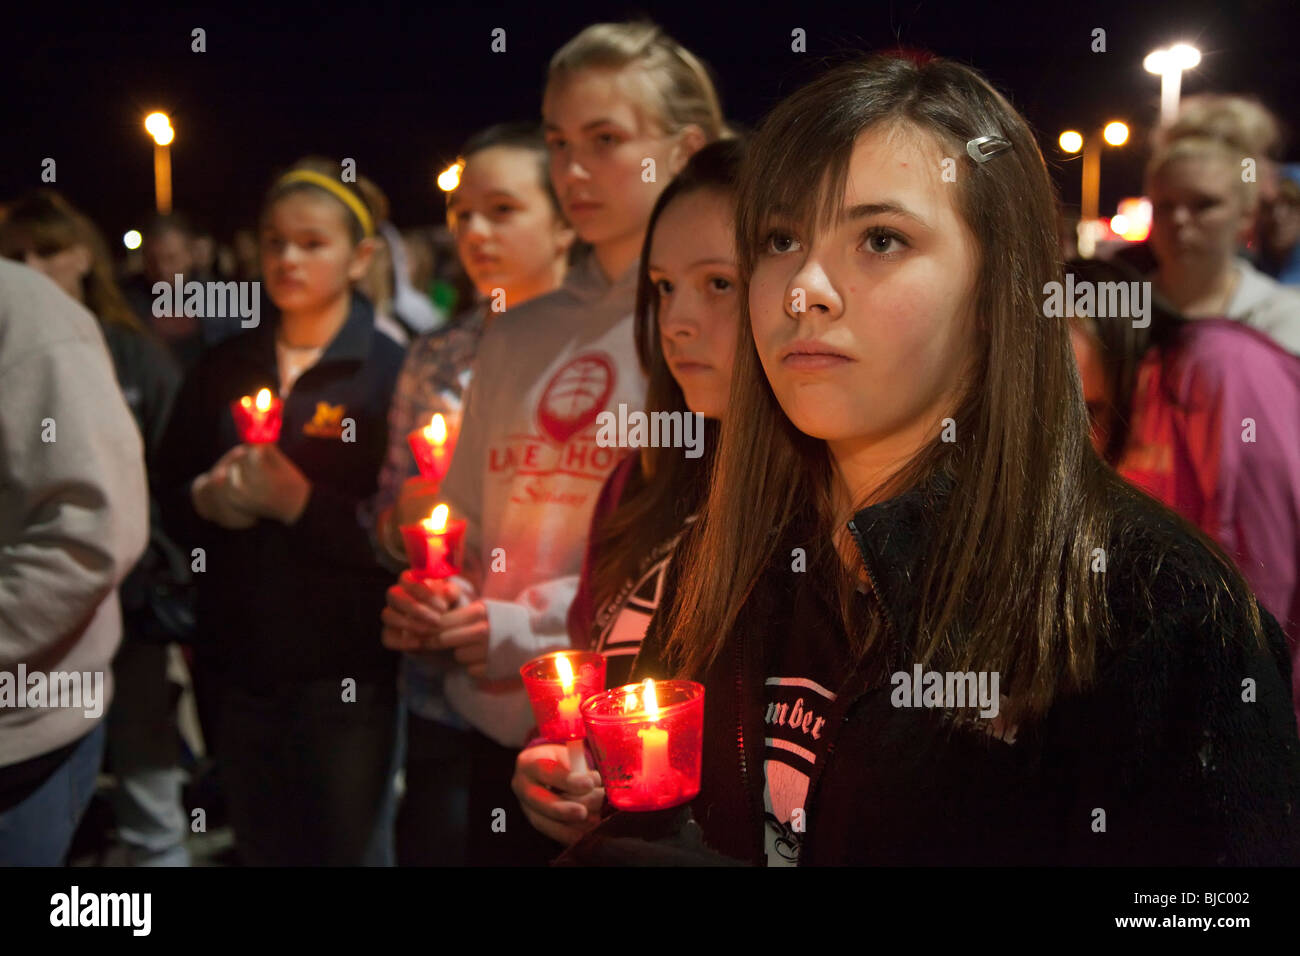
[4,0,1298,243]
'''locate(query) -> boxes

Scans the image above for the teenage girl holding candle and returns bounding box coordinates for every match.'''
[155,158,406,865]
[511,139,744,845]
[373,122,576,866]
[571,54,1300,867]
[380,21,724,864]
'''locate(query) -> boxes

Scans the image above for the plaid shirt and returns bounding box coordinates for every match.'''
[375,308,486,517]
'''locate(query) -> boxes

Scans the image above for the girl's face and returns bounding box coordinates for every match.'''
[447,145,575,303]
[749,123,979,469]
[1149,155,1252,273]
[543,66,689,249]
[649,189,740,419]
[261,191,372,314]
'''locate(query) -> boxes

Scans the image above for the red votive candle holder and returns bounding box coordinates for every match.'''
[521,651,606,775]
[230,388,283,444]
[400,503,466,580]
[581,678,704,812]
[407,412,457,483]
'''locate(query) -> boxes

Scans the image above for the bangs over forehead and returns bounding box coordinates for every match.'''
[736,54,1004,281]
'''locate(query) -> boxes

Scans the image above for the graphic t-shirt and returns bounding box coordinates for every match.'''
[762,581,858,866]
[590,517,695,688]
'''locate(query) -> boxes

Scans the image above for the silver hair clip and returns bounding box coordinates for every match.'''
[966,134,1013,164]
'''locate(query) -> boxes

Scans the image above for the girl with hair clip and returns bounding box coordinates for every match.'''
[512,139,745,846]
[373,121,576,866]
[1146,94,1300,355]
[155,158,406,865]
[565,54,1300,867]
[380,20,724,864]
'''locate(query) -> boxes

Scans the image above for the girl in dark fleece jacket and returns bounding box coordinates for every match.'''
[563,54,1300,867]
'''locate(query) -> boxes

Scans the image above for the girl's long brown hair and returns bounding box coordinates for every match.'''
[587,140,744,619]
[661,54,1261,723]
[0,190,144,333]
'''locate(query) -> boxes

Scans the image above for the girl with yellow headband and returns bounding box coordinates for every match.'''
[155,156,407,865]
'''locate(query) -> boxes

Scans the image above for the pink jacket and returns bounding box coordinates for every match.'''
[1121,319,1300,724]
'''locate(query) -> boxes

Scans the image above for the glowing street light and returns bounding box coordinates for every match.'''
[1145,43,1201,125]
[1103,121,1129,146]
[144,111,175,213]
[1060,122,1130,257]
[123,230,143,250]
[437,160,464,192]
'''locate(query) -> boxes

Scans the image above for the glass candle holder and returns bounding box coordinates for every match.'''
[230,389,283,444]
[400,504,466,580]
[407,413,457,483]
[581,679,704,812]
[520,651,607,742]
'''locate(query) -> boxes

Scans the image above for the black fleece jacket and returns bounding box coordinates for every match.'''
[569,470,1300,866]
[153,293,403,690]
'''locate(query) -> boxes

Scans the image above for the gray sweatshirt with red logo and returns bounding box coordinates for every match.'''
[439,249,645,746]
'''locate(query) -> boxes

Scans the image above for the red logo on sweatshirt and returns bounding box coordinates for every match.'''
[536,353,615,444]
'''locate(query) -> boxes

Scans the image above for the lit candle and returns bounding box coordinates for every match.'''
[407,412,455,483]
[580,679,703,812]
[521,651,607,761]
[399,503,467,580]
[636,679,673,799]
[230,388,283,444]
[555,655,588,776]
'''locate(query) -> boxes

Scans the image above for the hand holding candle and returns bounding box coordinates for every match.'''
[408,412,456,483]
[230,388,283,444]
[400,503,467,580]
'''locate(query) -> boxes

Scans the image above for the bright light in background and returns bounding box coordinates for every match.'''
[1112,197,1152,242]
[144,112,170,138]
[1059,130,1083,153]
[1145,43,1202,126]
[1143,45,1198,73]
[437,161,463,192]
[1168,43,1201,70]
[1103,121,1129,146]
[123,230,142,250]
[144,111,175,146]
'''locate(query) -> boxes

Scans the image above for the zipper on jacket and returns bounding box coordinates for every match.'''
[734,633,765,863]
[799,518,899,864]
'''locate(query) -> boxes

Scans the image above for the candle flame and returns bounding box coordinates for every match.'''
[642,678,660,720]
[254,388,272,412]
[421,503,450,533]
[424,413,448,445]
[555,654,575,694]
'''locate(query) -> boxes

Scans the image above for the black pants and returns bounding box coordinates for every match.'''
[396,713,472,866]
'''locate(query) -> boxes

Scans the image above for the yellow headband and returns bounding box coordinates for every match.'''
[275,169,375,238]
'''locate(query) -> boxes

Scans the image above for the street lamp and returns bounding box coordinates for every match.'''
[1144,44,1201,125]
[1060,122,1129,257]
[144,112,175,214]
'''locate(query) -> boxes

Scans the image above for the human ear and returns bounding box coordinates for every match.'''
[346,236,378,282]
[667,125,707,176]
